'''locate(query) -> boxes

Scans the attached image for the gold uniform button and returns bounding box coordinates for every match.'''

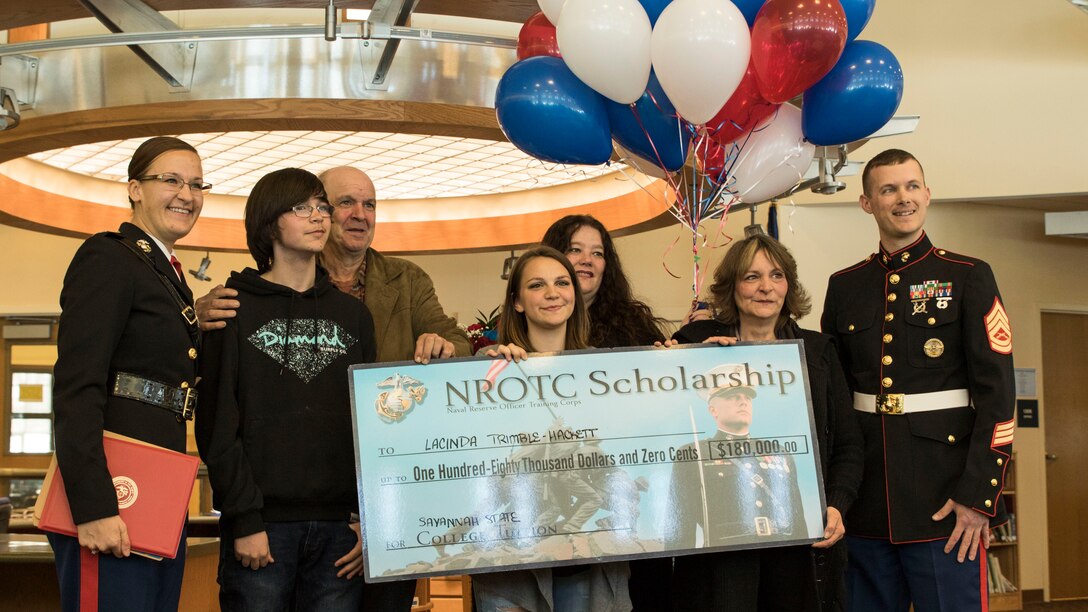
[887,293,897,302]
[885,313,894,322]
[985,500,993,508]
[848,324,855,331]
[180,381,190,389]
[947,435,956,444]
[996,458,1004,466]
[927,317,936,325]
[991,479,999,487]
[938,250,946,255]
[889,274,901,284]
[881,377,893,388]
[883,334,893,343]
[882,356,893,365]
[188,348,198,360]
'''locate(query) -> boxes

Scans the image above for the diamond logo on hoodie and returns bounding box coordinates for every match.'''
[248,318,357,383]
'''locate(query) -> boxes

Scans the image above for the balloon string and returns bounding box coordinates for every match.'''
[609,158,681,219]
[628,103,672,178]
[692,230,700,300]
[660,229,686,280]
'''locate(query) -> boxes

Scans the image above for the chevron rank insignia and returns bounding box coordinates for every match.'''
[992,418,1014,447]
[984,298,1012,354]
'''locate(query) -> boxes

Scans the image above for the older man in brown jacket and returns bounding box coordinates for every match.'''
[197,166,469,363]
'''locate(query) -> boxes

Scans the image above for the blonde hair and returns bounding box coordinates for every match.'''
[708,234,811,329]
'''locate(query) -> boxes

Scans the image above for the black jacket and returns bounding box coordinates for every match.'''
[672,320,864,515]
[822,233,1014,541]
[196,267,376,538]
[53,223,197,525]
[672,319,863,611]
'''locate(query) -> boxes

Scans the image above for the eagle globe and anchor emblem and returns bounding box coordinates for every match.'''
[375,373,427,423]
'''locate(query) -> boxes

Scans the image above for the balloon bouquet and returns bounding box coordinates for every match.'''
[495,0,904,289]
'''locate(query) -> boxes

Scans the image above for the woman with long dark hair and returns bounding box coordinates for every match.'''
[541,215,666,349]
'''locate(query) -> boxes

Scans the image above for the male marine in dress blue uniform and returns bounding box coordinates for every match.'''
[822,149,1015,612]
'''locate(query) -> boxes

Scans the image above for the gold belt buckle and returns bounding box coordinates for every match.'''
[181,306,198,326]
[180,387,197,421]
[876,393,905,415]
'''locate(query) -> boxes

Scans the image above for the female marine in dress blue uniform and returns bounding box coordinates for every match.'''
[51,137,207,611]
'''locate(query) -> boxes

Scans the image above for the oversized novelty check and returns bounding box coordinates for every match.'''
[349,342,826,582]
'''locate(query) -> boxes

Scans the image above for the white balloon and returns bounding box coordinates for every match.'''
[614,141,675,179]
[537,0,566,26]
[557,0,653,105]
[651,0,750,125]
[726,104,816,205]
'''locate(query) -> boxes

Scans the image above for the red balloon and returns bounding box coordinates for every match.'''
[707,59,781,146]
[517,12,561,61]
[751,0,848,103]
[695,137,729,184]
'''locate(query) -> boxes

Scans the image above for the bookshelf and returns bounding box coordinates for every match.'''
[988,453,1021,611]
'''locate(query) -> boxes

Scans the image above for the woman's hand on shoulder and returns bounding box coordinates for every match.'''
[484,343,529,362]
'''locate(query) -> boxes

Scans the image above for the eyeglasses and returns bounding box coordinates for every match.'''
[289,202,334,218]
[136,173,212,193]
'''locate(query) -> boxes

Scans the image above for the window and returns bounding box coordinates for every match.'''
[6,342,57,455]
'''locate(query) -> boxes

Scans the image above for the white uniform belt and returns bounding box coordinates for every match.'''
[853,389,971,415]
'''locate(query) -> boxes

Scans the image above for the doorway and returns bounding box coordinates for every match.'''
[1040,312,1088,600]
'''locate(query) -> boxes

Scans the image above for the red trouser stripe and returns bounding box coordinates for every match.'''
[980,551,989,612]
[79,548,99,612]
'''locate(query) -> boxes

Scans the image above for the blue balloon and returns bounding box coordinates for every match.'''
[606,72,691,173]
[639,0,672,26]
[841,0,876,41]
[731,0,766,28]
[802,40,903,146]
[496,57,613,166]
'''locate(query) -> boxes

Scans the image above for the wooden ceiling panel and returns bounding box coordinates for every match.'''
[0,170,671,253]
[0,99,506,164]
[2,0,539,30]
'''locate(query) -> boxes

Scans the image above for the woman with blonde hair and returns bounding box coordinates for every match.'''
[670,233,863,612]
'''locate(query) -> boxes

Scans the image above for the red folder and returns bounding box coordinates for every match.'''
[34,432,200,559]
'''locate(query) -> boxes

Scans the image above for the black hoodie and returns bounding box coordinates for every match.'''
[196,267,376,539]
